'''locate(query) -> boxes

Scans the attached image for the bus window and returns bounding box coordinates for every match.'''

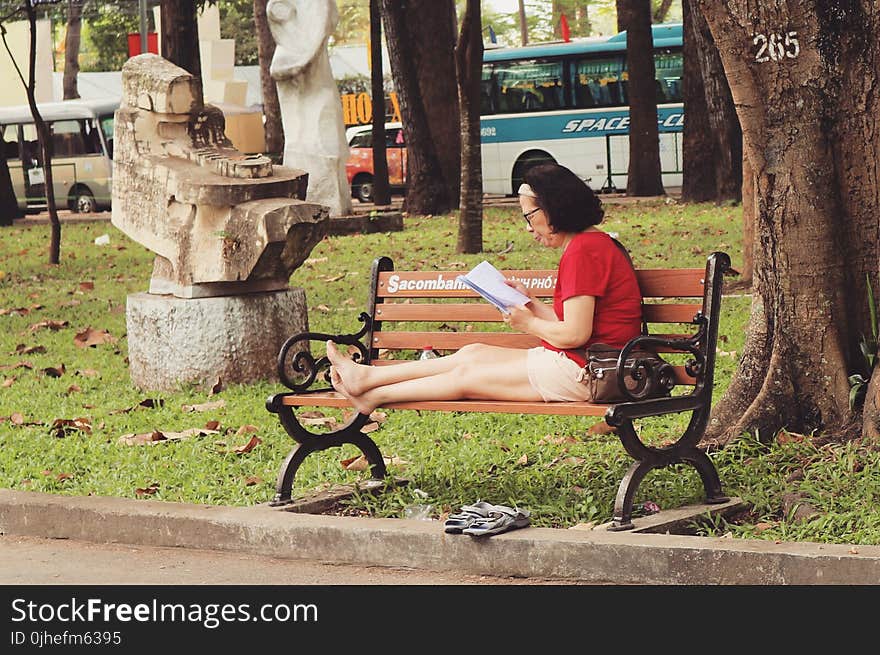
[573,56,626,108]
[2,124,18,159]
[654,50,683,103]
[480,66,497,115]
[99,115,115,158]
[495,59,563,113]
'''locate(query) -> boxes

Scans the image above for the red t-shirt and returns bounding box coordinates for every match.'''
[541,231,643,367]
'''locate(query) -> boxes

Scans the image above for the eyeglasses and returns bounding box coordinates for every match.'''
[522,207,541,226]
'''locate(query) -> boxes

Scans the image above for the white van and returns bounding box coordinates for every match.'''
[0,97,118,213]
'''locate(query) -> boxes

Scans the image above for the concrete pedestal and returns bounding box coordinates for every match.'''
[126,288,308,391]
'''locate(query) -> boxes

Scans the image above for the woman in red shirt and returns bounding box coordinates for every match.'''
[327,163,643,414]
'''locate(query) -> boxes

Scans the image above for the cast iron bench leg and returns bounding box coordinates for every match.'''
[268,401,388,507]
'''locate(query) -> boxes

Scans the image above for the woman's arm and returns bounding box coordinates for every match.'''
[506,295,595,349]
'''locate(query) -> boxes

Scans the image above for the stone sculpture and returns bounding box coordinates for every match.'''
[268,0,353,217]
[112,53,328,391]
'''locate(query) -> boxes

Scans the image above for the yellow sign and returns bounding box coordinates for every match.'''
[340,92,401,126]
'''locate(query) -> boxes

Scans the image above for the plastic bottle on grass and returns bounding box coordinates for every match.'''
[419,345,439,360]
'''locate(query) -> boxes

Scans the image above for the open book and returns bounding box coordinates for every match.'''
[456,260,530,314]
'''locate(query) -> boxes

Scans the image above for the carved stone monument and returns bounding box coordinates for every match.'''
[112,53,328,391]
[268,0,353,217]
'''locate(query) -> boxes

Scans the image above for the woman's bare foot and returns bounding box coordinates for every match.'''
[326,340,369,396]
[329,365,376,415]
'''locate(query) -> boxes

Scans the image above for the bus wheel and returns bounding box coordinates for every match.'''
[511,152,556,195]
[352,175,374,203]
[72,189,97,213]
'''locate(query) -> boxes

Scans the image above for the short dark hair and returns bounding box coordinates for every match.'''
[523,163,604,232]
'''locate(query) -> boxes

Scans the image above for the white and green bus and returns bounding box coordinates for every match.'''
[0,97,118,213]
[479,22,683,194]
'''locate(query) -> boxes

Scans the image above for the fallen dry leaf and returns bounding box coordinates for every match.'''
[135,483,160,496]
[243,475,263,486]
[29,319,68,332]
[163,427,219,441]
[50,417,92,437]
[11,412,25,425]
[299,415,338,428]
[66,384,82,394]
[235,424,259,436]
[2,377,15,388]
[73,326,117,348]
[517,453,529,466]
[42,364,66,378]
[588,421,617,436]
[56,472,73,481]
[118,431,166,446]
[181,399,226,413]
[14,344,45,355]
[205,420,221,431]
[341,454,406,471]
[360,422,379,433]
[233,435,262,454]
[76,369,100,378]
[0,361,33,371]
[78,281,94,291]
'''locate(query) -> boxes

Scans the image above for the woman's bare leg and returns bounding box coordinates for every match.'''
[327,340,474,395]
[329,343,542,414]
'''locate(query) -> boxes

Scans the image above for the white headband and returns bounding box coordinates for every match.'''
[517,183,538,198]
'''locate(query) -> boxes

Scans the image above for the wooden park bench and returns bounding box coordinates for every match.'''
[266,251,732,530]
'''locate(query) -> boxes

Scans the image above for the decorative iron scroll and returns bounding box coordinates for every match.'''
[616,314,708,402]
[277,312,372,392]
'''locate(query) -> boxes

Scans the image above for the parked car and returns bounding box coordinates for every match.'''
[345,122,407,203]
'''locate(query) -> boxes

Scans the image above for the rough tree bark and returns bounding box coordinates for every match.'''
[455,0,482,254]
[0,152,19,225]
[160,1,201,80]
[652,0,674,23]
[380,0,453,215]
[63,0,84,100]
[253,0,283,157]
[681,0,717,202]
[617,0,664,196]
[369,0,390,206]
[695,1,880,445]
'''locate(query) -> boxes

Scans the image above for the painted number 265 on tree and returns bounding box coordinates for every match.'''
[753,31,800,62]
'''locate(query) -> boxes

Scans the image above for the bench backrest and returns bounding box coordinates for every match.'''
[363,252,731,395]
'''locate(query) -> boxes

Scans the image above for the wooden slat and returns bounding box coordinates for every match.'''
[372,331,539,350]
[280,391,609,416]
[641,303,702,323]
[376,303,503,322]
[377,268,705,300]
[376,301,702,324]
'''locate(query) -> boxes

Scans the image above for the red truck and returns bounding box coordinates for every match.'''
[345,122,407,203]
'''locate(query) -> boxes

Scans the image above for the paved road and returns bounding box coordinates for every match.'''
[0,535,582,586]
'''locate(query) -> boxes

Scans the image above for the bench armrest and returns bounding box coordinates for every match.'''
[277,312,373,392]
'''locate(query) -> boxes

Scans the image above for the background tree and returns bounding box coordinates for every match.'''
[368,0,389,206]
[83,1,139,71]
[62,0,85,99]
[219,0,257,65]
[160,0,200,78]
[694,1,880,445]
[455,0,482,253]
[617,0,663,196]
[253,0,282,158]
[1,0,62,263]
[379,0,457,215]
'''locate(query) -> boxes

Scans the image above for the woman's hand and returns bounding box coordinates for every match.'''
[504,304,534,332]
[504,279,532,300]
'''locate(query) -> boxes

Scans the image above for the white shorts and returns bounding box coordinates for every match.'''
[526,347,592,402]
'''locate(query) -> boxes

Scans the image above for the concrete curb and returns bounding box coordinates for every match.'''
[1,490,878,585]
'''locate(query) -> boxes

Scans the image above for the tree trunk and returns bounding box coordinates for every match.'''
[63,0,84,100]
[23,1,60,263]
[681,0,743,204]
[380,0,452,215]
[253,0,283,156]
[369,0,390,206]
[0,152,20,225]
[518,0,528,46]
[652,0,674,23]
[617,0,664,196]
[410,0,460,210]
[740,151,755,286]
[696,1,880,445]
[160,1,201,80]
[455,0,483,254]
[680,0,716,202]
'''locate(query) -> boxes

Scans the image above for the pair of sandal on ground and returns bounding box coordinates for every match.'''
[444,501,531,537]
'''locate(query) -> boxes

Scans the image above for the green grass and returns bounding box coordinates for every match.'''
[2,200,879,545]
